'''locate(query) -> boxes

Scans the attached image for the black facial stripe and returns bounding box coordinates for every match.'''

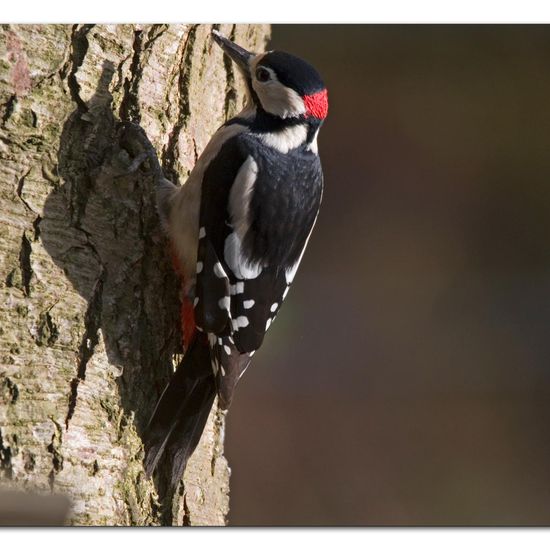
[226,110,306,132]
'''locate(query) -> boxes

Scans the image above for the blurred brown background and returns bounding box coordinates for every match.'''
[225,25,550,525]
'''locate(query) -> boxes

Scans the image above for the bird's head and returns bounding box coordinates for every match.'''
[212,30,328,123]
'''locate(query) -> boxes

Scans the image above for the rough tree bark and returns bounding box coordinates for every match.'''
[0,23,270,526]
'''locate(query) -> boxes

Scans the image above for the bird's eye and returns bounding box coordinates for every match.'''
[256,67,270,82]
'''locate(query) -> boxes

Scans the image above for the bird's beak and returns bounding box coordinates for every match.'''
[211,30,253,75]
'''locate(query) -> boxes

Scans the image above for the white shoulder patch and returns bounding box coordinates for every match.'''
[224,231,263,280]
[228,156,258,240]
[224,156,264,280]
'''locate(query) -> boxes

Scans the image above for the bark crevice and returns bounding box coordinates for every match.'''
[119,29,143,122]
[161,24,197,184]
[65,269,105,428]
[46,420,64,490]
[18,231,32,296]
[66,24,94,114]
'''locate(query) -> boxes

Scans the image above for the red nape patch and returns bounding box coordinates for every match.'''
[303,89,328,119]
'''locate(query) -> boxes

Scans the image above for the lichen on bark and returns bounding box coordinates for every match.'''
[0,23,270,526]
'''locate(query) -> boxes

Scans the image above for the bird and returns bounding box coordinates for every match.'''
[123,29,328,490]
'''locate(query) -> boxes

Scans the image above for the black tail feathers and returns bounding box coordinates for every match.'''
[143,336,216,490]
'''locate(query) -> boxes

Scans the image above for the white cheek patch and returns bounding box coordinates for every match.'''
[252,79,306,119]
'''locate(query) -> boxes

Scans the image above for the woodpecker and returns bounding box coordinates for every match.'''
[124,30,328,489]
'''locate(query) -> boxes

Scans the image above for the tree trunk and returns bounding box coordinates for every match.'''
[0,23,270,526]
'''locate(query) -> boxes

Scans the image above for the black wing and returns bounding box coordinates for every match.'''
[195,131,323,400]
